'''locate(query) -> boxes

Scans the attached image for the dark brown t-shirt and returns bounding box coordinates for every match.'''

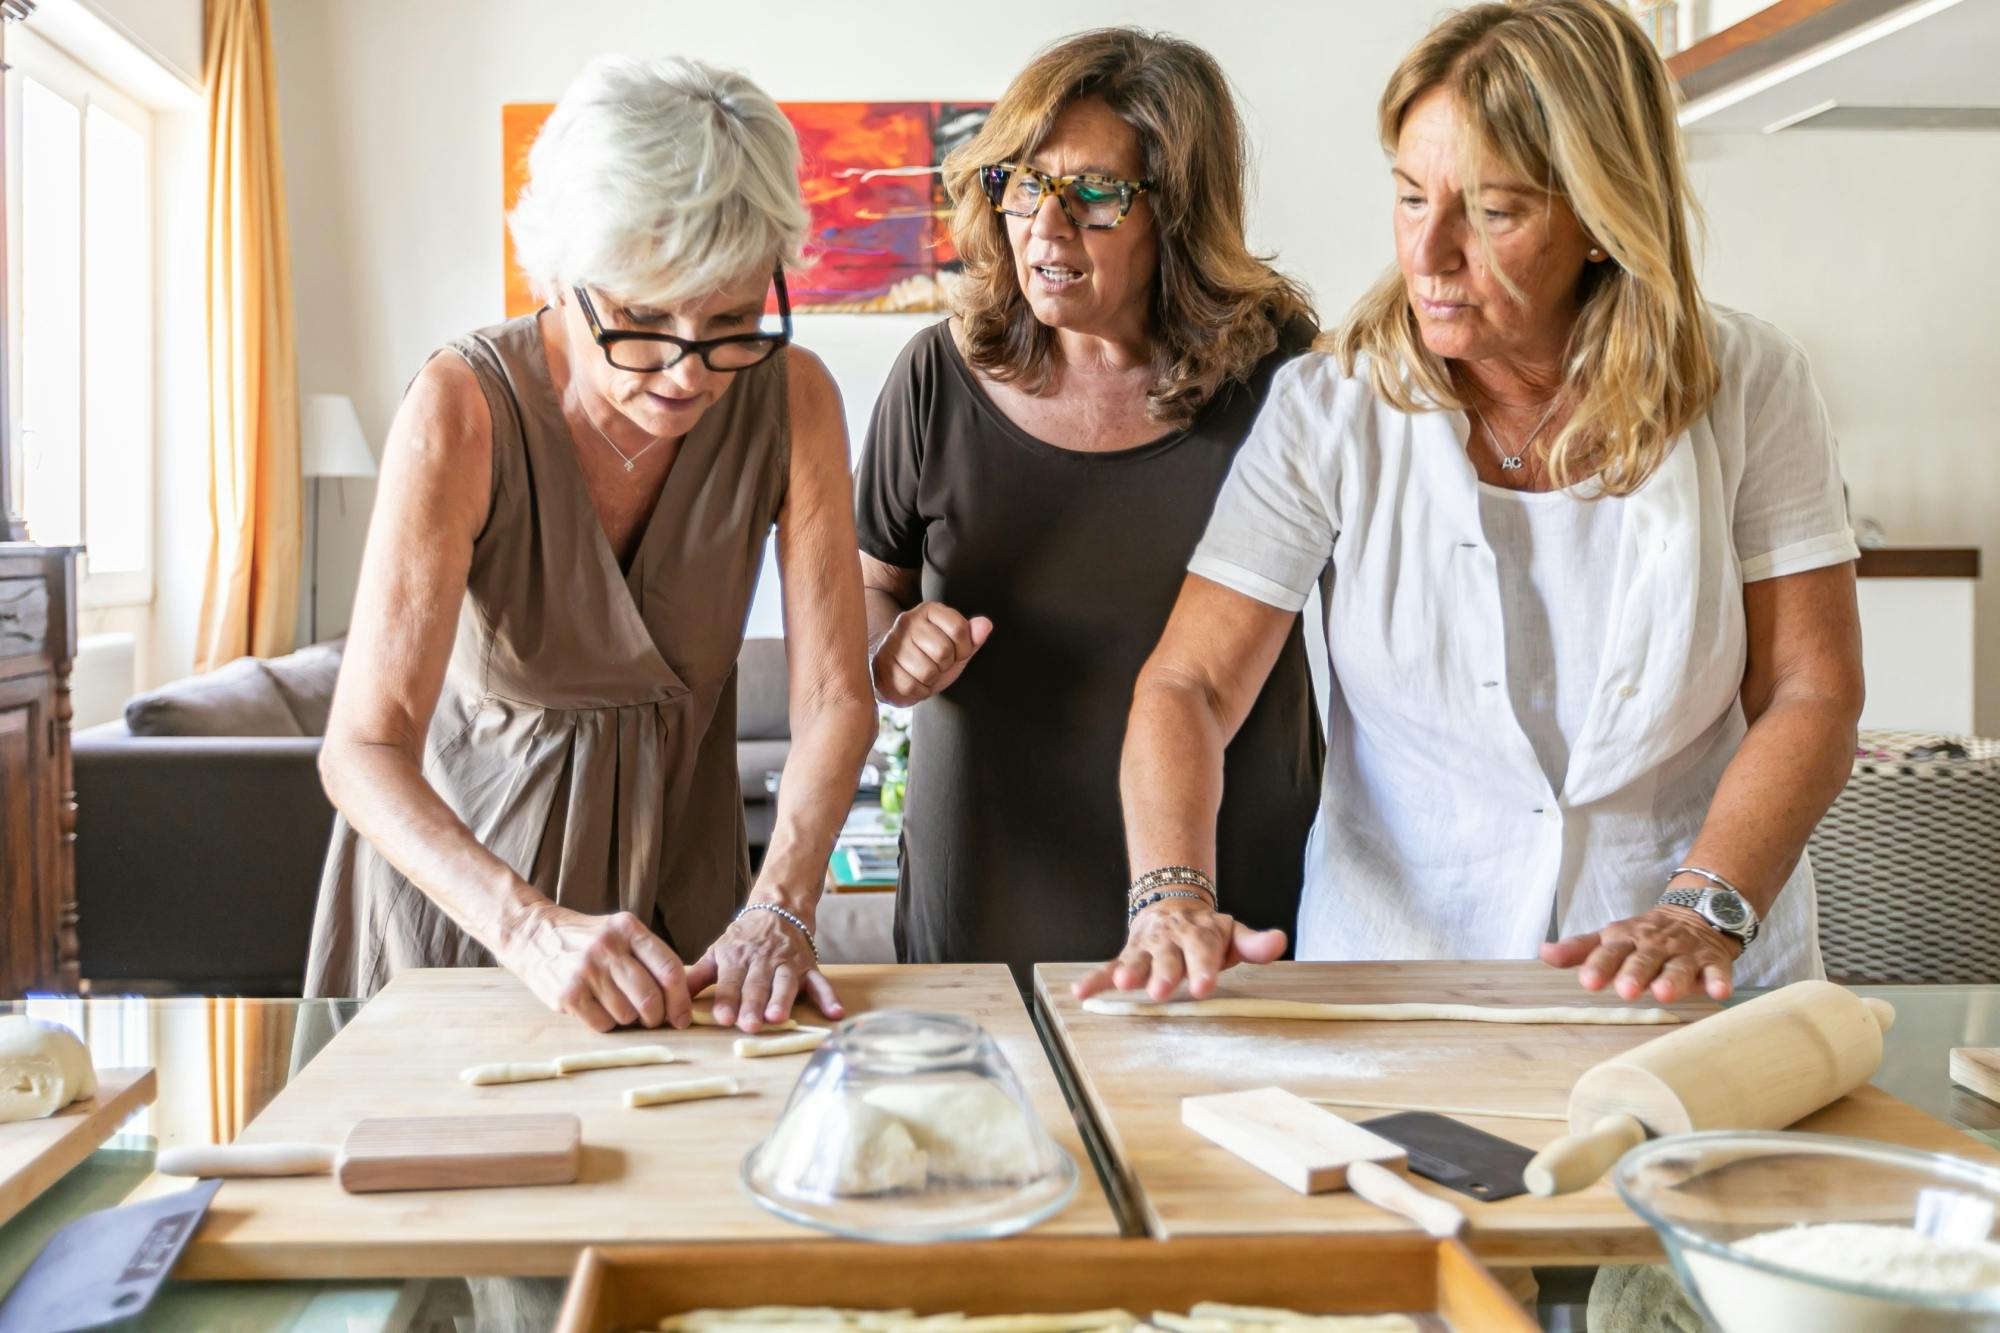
[854,319,1325,979]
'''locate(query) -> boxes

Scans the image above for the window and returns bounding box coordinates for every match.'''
[5,26,154,606]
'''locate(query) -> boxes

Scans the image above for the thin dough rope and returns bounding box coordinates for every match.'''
[1079,996,1679,1026]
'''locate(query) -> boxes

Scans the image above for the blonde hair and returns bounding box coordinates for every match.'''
[509,55,809,309]
[1327,0,1717,494]
[943,28,1314,425]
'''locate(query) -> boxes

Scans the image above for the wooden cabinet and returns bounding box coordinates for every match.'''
[0,544,79,996]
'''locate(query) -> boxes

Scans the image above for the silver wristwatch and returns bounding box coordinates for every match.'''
[1657,872,1759,949]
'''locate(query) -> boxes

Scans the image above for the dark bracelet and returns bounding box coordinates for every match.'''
[1127,888,1210,923]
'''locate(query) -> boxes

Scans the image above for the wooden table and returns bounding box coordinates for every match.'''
[1035,961,2000,1265]
[173,966,1117,1279]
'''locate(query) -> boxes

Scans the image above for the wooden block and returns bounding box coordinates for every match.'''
[1951,1048,2000,1105]
[1182,1087,1405,1195]
[336,1112,581,1193]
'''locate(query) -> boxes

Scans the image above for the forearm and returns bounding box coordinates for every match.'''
[752,690,878,926]
[1120,666,1230,881]
[320,739,547,955]
[1677,691,1858,916]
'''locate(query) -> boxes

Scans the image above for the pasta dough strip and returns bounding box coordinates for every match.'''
[624,1076,744,1109]
[553,1044,678,1074]
[459,1060,562,1086]
[733,1027,832,1059]
[1079,996,1678,1026]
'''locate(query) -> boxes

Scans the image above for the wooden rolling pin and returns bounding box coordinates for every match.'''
[1524,980,1895,1196]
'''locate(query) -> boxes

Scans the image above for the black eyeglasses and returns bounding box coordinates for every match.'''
[574,268,792,373]
[978,163,1154,230]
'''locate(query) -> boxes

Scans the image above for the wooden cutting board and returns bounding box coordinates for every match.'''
[171,966,1118,1279]
[0,1068,156,1228]
[1035,961,2000,1266]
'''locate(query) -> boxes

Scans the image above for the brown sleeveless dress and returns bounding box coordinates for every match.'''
[304,312,789,998]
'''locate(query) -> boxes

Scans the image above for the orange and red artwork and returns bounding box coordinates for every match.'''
[501,100,989,317]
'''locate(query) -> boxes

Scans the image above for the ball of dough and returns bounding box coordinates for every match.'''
[0,1016,97,1125]
[763,1093,928,1197]
[861,1079,1043,1184]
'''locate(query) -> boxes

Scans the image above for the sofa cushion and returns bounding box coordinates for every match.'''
[124,657,305,738]
[263,638,345,736]
[737,638,789,741]
[738,738,789,803]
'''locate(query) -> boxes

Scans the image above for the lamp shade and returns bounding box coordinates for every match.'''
[300,394,378,478]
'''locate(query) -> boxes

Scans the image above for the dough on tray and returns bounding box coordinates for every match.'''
[0,1016,97,1124]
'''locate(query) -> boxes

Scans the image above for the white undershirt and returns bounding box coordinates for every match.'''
[1476,482,1624,796]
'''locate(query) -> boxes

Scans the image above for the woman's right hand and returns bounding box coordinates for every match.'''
[1070,897,1288,1001]
[500,904,692,1032]
[872,602,993,706]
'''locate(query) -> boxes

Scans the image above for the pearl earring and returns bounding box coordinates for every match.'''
[1588,246,1605,260]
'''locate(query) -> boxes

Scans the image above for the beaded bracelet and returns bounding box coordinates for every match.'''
[1127,864,1219,908]
[1127,888,1212,923]
[736,902,818,963]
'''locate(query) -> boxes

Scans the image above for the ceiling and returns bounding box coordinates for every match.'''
[1681,0,2000,133]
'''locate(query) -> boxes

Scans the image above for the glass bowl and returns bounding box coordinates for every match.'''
[1615,1131,2000,1332]
[741,1009,1077,1243]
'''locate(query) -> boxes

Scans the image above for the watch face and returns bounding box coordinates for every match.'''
[1707,891,1750,928]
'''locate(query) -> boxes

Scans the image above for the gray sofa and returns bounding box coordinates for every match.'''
[74,637,796,994]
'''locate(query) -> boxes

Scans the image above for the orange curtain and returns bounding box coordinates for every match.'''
[195,0,300,670]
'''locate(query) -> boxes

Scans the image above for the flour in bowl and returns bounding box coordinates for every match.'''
[1733,1222,2000,1295]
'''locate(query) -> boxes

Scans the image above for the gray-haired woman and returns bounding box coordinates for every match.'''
[305,56,876,1034]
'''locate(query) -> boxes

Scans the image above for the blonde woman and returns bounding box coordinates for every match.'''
[307,56,875,1032]
[1077,0,1864,1005]
[855,29,1323,979]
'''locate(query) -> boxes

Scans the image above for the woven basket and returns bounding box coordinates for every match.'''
[1808,729,2000,984]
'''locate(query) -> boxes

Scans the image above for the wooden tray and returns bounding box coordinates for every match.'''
[0,1067,156,1228]
[555,1234,1534,1333]
[1035,961,2000,1266]
[172,967,1118,1280]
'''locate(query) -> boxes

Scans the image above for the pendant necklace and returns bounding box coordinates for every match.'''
[1482,395,1564,473]
[584,409,661,474]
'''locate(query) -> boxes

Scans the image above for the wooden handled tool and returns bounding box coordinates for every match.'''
[1182,1087,1466,1237]
[1524,980,1895,1196]
[156,1113,581,1194]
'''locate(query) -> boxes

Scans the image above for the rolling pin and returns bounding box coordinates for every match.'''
[1524,980,1895,1196]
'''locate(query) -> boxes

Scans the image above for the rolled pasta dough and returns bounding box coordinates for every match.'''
[1079,996,1678,1026]
[624,1076,742,1109]
[459,1060,562,1086]
[734,1027,831,1059]
[553,1044,677,1074]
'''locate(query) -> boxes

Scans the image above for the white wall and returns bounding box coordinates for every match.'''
[267,0,1437,641]
[264,0,2000,728]
[77,0,201,89]
[1687,129,2000,732]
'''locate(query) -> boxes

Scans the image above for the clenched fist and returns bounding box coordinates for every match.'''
[872,602,993,706]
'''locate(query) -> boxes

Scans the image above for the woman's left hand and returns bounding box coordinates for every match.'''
[1539,906,1742,1003]
[685,905,845,1034]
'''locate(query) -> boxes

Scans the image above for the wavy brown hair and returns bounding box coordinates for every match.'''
[943,28,1314,425]
[1327,0,1718,494]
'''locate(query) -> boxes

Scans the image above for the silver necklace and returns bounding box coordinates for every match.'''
[583,408,662,474]
[1480,396,1564,473]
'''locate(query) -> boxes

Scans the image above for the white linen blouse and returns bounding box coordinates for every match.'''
[1187,307,1858,986]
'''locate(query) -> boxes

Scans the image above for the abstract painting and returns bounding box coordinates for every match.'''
[502,100,989,317]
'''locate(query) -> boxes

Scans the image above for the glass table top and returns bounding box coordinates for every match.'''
[3,984,1998,1329]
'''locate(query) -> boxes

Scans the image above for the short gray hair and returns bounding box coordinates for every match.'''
[509,55,809,308]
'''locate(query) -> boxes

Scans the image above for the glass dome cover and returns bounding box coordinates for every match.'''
[742,1009,1077,1242]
